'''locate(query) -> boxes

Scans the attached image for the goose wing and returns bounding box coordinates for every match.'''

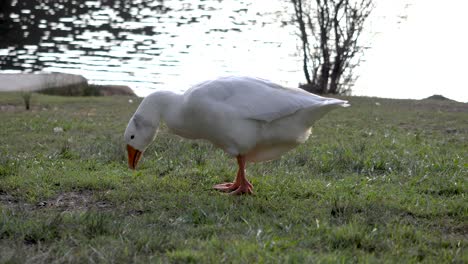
[188,76,348,122]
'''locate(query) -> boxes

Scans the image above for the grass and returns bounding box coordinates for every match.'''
[0,92,466,263]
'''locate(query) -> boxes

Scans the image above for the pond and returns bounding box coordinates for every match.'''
[0,0,303,96]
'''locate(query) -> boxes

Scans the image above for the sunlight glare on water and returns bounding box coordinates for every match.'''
[0,0,303,96]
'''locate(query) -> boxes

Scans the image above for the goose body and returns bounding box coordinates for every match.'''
[125,76,349,194]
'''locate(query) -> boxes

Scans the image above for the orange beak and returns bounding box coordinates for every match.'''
[127,144,143,170]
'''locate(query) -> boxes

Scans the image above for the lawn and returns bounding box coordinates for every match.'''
[0,92,466,263]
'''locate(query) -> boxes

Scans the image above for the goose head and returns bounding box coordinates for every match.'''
[124,91,181,169]
[124,113,159,169]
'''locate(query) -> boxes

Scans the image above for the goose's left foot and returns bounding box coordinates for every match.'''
[213,155,254,195]
[213,181,253,194]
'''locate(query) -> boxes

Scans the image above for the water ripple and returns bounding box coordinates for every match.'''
[0,0,302,96]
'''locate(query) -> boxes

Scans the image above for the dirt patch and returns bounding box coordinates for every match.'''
[36,190,113,211]
[0,190,113,212]
[0,192,16,204]
[0,191,33,210]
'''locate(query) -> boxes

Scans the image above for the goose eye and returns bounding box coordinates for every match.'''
[130,135,135,139]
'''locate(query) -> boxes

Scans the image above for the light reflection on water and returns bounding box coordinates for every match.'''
[0,0,303,96]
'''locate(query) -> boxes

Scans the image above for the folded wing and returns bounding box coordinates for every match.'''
[208,77,349,122]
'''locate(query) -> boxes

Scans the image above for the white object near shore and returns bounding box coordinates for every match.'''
[0,72,87,92]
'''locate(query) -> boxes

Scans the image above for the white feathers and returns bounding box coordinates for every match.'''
[125,76,349,161]
[185,76,349,122]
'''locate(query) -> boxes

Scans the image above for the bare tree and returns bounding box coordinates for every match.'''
[292,0,373,94]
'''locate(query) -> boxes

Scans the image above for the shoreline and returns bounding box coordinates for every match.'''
[0,72,136,96]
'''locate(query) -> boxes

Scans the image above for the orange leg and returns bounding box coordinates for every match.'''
[213,155,254,195]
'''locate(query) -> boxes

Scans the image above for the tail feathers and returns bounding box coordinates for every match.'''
[305,98,349,124]
[323,98,350,107]
[340,101,350,107]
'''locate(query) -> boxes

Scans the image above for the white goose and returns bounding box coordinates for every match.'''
[124,76,349,194]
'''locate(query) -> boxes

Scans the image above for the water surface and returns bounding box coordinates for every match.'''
[0,0,302,96]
